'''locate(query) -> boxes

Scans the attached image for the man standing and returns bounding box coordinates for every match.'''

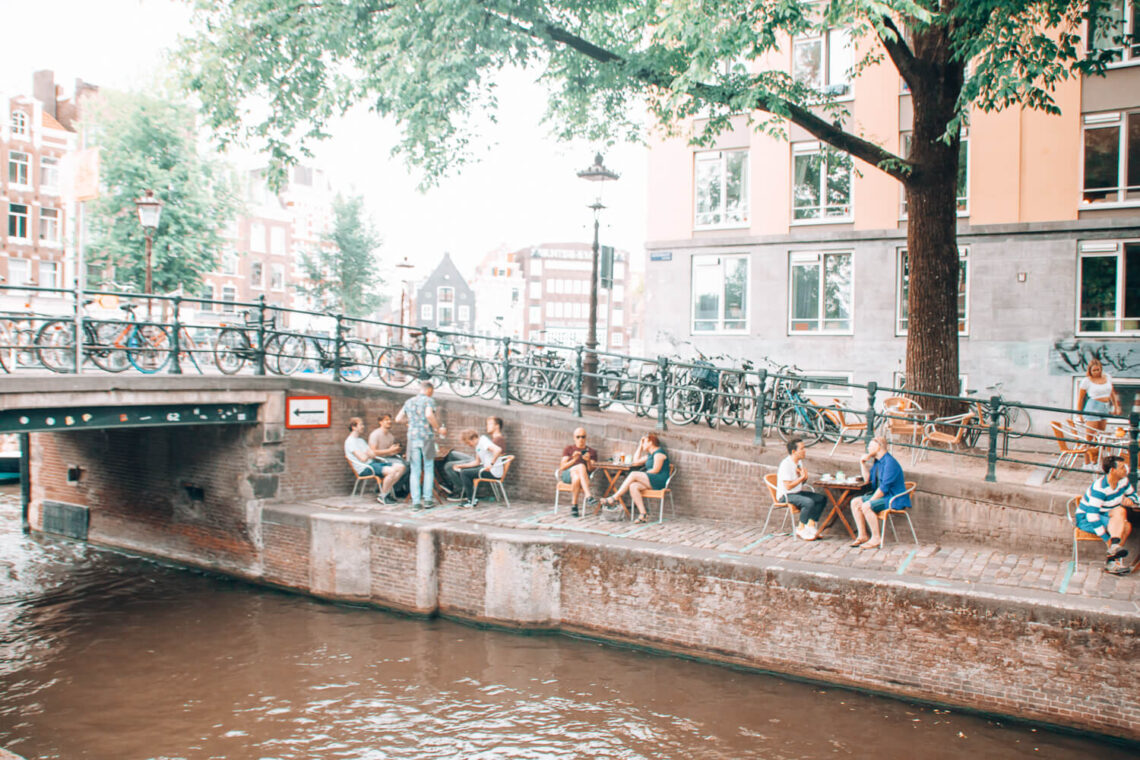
[559,427,599,517]
[395,380,447,510]
[776,437,828,540]
[368,413,409,497]
[344,417,403,504]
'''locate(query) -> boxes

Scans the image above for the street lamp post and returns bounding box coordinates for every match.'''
[133,189,164,318]
[396,256,415,345]
[577,153,619,411]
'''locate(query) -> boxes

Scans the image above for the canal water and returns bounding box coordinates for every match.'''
[0,491,1132,760]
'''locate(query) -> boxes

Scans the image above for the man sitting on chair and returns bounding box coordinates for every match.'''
[345,416,402,503]
[850,436,910,549]
[1077,455,1136,575]
[368,413,409,498]
[777,437,827,541]
[559,427,599,517]
[448,428,505,508]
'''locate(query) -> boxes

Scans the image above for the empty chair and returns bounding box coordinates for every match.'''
[918,411,977,462]
[1048,421,1090,481]
[819,398,868,455]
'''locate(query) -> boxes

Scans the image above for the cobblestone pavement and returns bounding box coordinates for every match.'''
[310,492,1140,610]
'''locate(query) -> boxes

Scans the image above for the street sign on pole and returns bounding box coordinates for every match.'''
[285,396,332,429]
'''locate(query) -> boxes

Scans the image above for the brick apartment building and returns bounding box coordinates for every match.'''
[643,12,1140,413]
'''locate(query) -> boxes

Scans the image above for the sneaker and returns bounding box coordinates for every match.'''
[794,524,808,541]
[584,496,599,508]
[1107,543,1129,561]
[1105,557,1130,575]
[377,491,397,505]
[570,507,580,518]
[447,494,467,502]
[804,524,819,540]
[411,502,423,512]
[422,501,436,510]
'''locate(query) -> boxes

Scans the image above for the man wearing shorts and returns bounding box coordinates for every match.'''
[850,436,910,549]
[1076,455,1136,574]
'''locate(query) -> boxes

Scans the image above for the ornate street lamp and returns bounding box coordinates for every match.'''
[577,153,619,411]
[396,256,415,345]
[133,189,164,316]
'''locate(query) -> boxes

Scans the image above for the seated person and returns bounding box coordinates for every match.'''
[1077,455,1136,574]
[344,416,403,504]
[850,436,910,549]
[559,427,599,517]
[486,415,506,452]
[777,437,827,541]
[368,413,409,497]
[449,428,505,507]
[601,433,670,524]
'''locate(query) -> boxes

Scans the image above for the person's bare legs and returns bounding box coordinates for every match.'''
[862,503,884,548]
[381,463,405,496]
[571,463,592,500]
[850,496,869,543]
[629,481,647,520]
[569,478,581,506]
[1087,419,1107,465]
[605,472,648,506]
[1108,506,1133,544]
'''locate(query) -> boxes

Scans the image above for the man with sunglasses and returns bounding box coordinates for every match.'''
[559,427,599,517]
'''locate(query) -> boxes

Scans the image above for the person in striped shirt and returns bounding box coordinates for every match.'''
[1076,455,1136,574]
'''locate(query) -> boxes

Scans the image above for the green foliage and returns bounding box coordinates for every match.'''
[294,195,387,318]
[83,90,239,294]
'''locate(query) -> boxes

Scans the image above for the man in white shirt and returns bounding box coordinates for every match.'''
[776,437,828,540]
[345,416,402,504]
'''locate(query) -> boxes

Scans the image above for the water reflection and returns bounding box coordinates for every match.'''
[0,492,1133,759]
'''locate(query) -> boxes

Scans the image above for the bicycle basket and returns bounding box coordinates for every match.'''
[692,361,719,387]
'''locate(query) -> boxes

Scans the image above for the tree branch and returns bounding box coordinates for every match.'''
[877,15,919,92]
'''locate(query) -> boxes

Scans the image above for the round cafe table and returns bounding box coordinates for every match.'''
[812,477,865,539]
[594,460,634,515]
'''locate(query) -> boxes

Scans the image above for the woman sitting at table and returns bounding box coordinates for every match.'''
[600,434,669,524]
[849,436,911,549]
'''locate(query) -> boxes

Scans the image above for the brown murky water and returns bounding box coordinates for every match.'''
[0,491,1134,759]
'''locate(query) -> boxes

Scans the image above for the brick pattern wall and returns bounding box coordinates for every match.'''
[369,527,421,609]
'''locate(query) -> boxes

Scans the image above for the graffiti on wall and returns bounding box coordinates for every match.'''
[1049,337,1140,376]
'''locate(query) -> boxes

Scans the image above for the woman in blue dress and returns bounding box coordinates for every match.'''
[601,434,670,523]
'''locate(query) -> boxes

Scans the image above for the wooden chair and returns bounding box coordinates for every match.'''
[472,455,515,507]
[762,472,800,534]
[1066,495,1103,568]
[918,412,977,462]
[553,465,597,513]
[881,397,925,463]
[1047,421,1090,481]
[640,464,677,524]
[877,481,918,547]
[346,455,381,497]
[819,398,868,455]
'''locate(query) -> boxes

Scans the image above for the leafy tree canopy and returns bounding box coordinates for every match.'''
[295,194,387,318]
[83,89,239,294]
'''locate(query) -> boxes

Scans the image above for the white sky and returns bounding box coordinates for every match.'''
[0,0,648,280]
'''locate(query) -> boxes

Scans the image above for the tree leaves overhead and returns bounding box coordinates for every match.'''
[82,90,240,294]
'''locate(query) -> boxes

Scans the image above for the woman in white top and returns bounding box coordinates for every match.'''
[1077,359,1121,467]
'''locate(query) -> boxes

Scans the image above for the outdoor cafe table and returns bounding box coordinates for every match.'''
[813,478,864,539]
[594,460,634,515]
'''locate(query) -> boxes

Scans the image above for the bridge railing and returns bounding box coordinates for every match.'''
[0,283,1124,486]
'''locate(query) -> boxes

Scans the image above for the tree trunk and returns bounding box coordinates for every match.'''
[904,28,965,418]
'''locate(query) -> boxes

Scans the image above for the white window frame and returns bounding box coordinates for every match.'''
[458,304,470,323]
[1088,0,1140,67]
[791,142,853,223]
[787,250,855,335]
[611,332,623,348]
[529,305,541,325]
[221,285,237,314]
[270,263,285,291]
[39,207,61,245]
[249,222,266,253]
[896,247,970,336]
[8,151,30,187]
[38,261,60,289]
[270,226,286,255]
[792,25,855,99]
[40,156,60,192]
[1076,239,1140,335]
[6,260,30,287]
[690,253,750,334]
[1081,111,1140,207]
[421,304,433,321]
[10,111,27,137]
[220,250,238,275]
[800,370,855,399]
[250,260,264,290]
[693,149,750,230]
[8,203,29,240]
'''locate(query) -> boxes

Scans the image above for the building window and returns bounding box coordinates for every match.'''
[270,226,286,255]
[222,285,237,313]
[270,264,285,291]
[789,251,853,333]
[899,132,970,216]
[39,208,60,244]
[8,203,29,240]
[691,254,749,332]
[7,260,29,287]
[694,150,749,228]
[437,286,454,325]
[801,371,855,398]
[897,248,969,335]
[250,261,264,289]
[793,26,854,97]
[1082,111,1140,205]
[792,142,852,221]
[1078,240,1140,334]
[10,111,27,137]
[529,280,542,299]
[8,151,29,186]
[221,249,238,275]
[421,304,433,321]
[612,308,624,327]
[529,305,541,324]
[40,157,60,190]
[199,285,215,312]
[458,304,470,323]
[250,222,266,253]
[1089,0,1140,64]
[611,332,623,347]
[38,261,59,289]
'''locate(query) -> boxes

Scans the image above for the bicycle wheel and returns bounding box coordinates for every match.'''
[635,380,659,418]
[88,320,131,373]
[511,365,548,404]
[35,319,77,373]
[479,362,503,399]
[551,366,575,407]
[127,324,171,373]
[596,369,620,410]
[268,333,307,376]
[213,327,251,375]
[447,356,485,397]
[338,339,373,383]
[667,385,703,425]
[376,347,421,387]
[1005,406,1032,438]
[776,405,823,445]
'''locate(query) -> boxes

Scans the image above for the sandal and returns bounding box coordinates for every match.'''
[634,514,648,524]
[849,537,869,548]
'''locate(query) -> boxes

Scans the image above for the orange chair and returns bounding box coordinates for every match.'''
[1047,421,1090,481]
[472,455,515,507]
[639,464,677,523]
[762,472,800,534]
[877,481,918,546]
[1066,495,1104,568]
[819,398,868,455]
[346,455,381,497]
[881,398,926,461]
[918,411,977,461]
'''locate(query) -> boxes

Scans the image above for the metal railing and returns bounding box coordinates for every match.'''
[1,283,1129,487]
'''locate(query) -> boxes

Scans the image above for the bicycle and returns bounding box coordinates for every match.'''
[254,319,374,383]
[773,377,825,446]
[717,358,760,427]
[36,303,170,374]
[964,381,1033,440]
[375,333,486,395]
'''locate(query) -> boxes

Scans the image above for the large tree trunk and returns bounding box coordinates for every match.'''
[904,28,965,417]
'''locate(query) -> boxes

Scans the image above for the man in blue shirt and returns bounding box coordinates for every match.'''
[395,380,447,510]
[850,436,910,549]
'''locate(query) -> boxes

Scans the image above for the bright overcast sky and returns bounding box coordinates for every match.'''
[0,0,648,279]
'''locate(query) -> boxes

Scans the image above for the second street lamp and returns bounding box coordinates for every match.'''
[133,189,164,318]
[577,153,619,411]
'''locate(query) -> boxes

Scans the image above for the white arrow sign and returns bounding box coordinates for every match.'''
[285,396,331,429]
